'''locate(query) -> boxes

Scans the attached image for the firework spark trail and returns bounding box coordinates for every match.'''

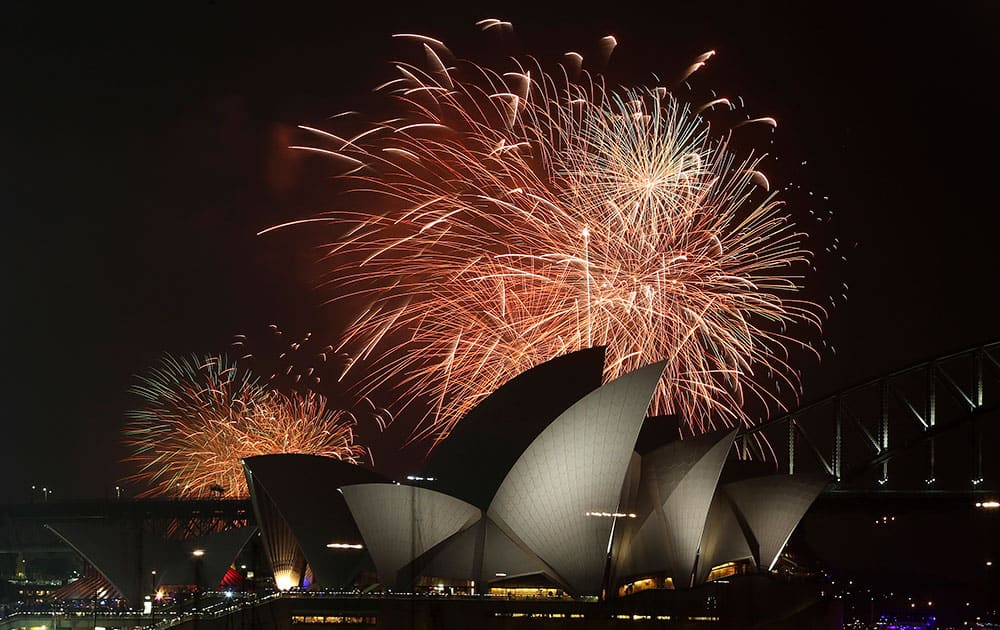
[123,354,366,497]
[277,28,824,445]
[232,324,344,391]
[231,323,393,452]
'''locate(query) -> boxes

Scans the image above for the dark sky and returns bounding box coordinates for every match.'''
[2,1,998,502]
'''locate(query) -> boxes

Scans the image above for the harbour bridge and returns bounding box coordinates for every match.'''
[0,499,252,555]
[738,340,1000,498]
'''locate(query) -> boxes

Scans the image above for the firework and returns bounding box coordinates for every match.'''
[231,324,343,393]
[124,354,365,497]
[231,323,393,439]
[268,28,823,444]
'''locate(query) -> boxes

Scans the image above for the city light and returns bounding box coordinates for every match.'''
[274,572,296,591]
[326,543,363,549]
[585,511,637,518]
[191,549,205,557]
[974,500,999,509]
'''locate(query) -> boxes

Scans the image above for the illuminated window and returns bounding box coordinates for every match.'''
[617,576,674,597]
[706,559,753,582]
[291,614,375,625]
[488,586,564,599]
[706,562,737,582]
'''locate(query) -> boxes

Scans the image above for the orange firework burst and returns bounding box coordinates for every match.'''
[124,354,365,497]
[266,28,824,444]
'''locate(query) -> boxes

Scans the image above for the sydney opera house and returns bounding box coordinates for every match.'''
[245,347,828,601]
[45,348,832,627]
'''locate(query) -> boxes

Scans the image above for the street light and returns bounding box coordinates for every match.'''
[149,570,158,627]
[192,550,205,622]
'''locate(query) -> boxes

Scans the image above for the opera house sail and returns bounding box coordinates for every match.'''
[241,348,828,598]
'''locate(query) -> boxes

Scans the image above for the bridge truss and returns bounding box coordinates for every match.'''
[740,341,1000,495]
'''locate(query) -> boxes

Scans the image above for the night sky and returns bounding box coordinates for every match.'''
[2,1,998,502]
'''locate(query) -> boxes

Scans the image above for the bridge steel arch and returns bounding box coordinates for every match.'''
[738,341,1000,495]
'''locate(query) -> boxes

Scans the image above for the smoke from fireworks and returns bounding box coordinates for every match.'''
[265,26,825,445]
[123,353,365,497]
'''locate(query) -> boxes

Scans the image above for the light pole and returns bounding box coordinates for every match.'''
[192,550,205,626]
[29,485,50,502]
[149,570,158,628]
